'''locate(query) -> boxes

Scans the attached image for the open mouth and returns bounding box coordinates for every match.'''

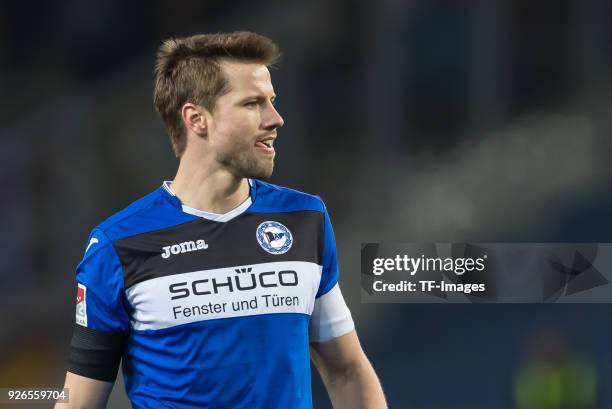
[255,138,275,153]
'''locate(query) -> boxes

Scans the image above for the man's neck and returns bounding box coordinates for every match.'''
[170,157,250,215]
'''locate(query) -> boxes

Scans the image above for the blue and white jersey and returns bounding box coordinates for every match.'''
[68,179,354,409]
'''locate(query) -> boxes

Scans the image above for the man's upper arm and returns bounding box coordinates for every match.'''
[55,372,114,408]
[310,330,364,381]
[309,202,355,342]
[309,283,354,342]
[60,229,129,406]
[309,201,361,375]
[311,331,387,409]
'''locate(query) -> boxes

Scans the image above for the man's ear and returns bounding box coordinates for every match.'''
[181,103,207,137]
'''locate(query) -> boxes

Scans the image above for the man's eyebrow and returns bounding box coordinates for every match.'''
[239,94,277,102]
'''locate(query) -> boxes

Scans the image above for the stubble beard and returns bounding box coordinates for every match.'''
[216,149,274,180]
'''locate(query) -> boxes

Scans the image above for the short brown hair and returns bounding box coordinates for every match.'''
[153,31,281,157]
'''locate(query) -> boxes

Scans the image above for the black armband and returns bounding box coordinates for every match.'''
[67,324,126,382]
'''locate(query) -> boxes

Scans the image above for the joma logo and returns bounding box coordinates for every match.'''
[162,239,209,259]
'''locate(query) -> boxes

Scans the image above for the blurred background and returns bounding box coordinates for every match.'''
[1,0,611,408]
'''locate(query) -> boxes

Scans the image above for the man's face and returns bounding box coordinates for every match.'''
[206,61,284,179]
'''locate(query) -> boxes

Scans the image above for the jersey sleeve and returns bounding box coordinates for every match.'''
[309,283,354,342]
[316,203,340,297]
[309,201,354,342]
[67,229,129,382]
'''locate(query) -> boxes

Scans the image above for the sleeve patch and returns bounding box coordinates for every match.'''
[76,283,88,327]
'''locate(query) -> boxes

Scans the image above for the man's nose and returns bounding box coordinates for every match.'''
[263,104,284,130]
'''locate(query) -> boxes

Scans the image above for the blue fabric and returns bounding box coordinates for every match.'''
[98,188,198,242]
[124,314,312,409]
[319,206,340,297]
[74,180,340,408]
[248,180,339,297]
[75,230,131,332]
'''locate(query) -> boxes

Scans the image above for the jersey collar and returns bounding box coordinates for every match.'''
[161,179,255,222]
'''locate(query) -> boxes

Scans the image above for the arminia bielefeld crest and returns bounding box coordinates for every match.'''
[256,221,293,255]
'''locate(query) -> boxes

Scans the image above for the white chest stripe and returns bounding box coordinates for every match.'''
[126,261,322,331]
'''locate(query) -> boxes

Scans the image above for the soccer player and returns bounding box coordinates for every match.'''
[56,32,386,409]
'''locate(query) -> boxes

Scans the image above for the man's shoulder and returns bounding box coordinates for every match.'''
[92,186,193,242]
[251,179,327,214]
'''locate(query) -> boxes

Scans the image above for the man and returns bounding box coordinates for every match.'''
[57,31,386,409]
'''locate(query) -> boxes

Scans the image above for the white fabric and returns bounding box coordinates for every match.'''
[126,261,323,331]
[309,283,355,342]
[163,180,252,222]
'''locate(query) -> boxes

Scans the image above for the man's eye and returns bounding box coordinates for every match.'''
[244,101,258,107]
